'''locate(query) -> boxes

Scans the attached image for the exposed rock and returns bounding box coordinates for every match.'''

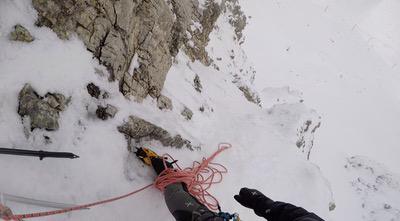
[223,0,247,41]
[32,0,223,101]
[183,0,221,65]
[96,104,118,120]
[18,84,68,131]
[157,95,173,110]
[44,93,69,111]
[296,120,321,160]
[181,106,193,120]
[199,106,205,112]
[87,83,101,99]
[329,202,336,211]
[239,86,261,106]
[118,116,198,150]
[193,74,202,93]
[9,24,34,42]
[87,82,109,99]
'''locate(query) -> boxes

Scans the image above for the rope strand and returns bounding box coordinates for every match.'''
[4,144,231,219]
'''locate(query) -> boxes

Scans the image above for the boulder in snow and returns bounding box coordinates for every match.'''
[181,106,193,120]
[96,104,118,120]
[18,84,68,131]
[9,24,34,42]
[118,116,198,150]
[157,95,173,111]
[87,83,109,99]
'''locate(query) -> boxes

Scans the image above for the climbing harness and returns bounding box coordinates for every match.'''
[3,144,232,220]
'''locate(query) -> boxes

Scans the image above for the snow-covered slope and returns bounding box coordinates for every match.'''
[241,0,400,220]
[0,1,333,220]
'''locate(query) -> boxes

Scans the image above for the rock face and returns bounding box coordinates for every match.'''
[345,156,400,221]
[32,0,222,101]
[9,24,34,42]
[118,116,198,150]
[18,84,69,131]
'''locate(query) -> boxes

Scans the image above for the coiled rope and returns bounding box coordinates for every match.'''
[155,143,231,211]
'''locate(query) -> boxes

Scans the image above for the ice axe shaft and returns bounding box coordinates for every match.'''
[0,148,79,160]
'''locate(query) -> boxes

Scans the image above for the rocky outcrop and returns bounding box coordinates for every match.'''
[223,0,247,42]
[32,0,222,101]
[239,86,261,106]
[9,24,34,42]
[18,84,69,131]
[118,116,198,150]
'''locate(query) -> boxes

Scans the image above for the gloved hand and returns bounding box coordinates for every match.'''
[234,187,274,217]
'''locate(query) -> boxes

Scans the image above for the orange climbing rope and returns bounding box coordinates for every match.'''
[155,143,231,211]
[3,144,230,220]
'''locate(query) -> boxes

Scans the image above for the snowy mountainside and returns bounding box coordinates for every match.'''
[345,156,400,221]
[1,0,333,221]
[241,0,400,221]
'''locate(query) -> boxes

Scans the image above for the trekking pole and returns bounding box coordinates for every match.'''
[0,148,79,160]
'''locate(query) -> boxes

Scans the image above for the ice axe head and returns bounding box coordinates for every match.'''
[134,147,159,166]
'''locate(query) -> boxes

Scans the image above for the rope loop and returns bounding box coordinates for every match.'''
[154,143,231,211]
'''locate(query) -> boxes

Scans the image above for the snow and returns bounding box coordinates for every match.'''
[1,0,398,221]
[241,0,400,220]
[127,53,140,76]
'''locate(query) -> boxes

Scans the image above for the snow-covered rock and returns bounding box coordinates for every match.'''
[345,156,400,221]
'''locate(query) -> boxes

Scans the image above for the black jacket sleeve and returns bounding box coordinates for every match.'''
[255,201,324,221]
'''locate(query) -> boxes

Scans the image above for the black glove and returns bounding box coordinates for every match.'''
[234,188,274,217]
[151,157,174,175]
